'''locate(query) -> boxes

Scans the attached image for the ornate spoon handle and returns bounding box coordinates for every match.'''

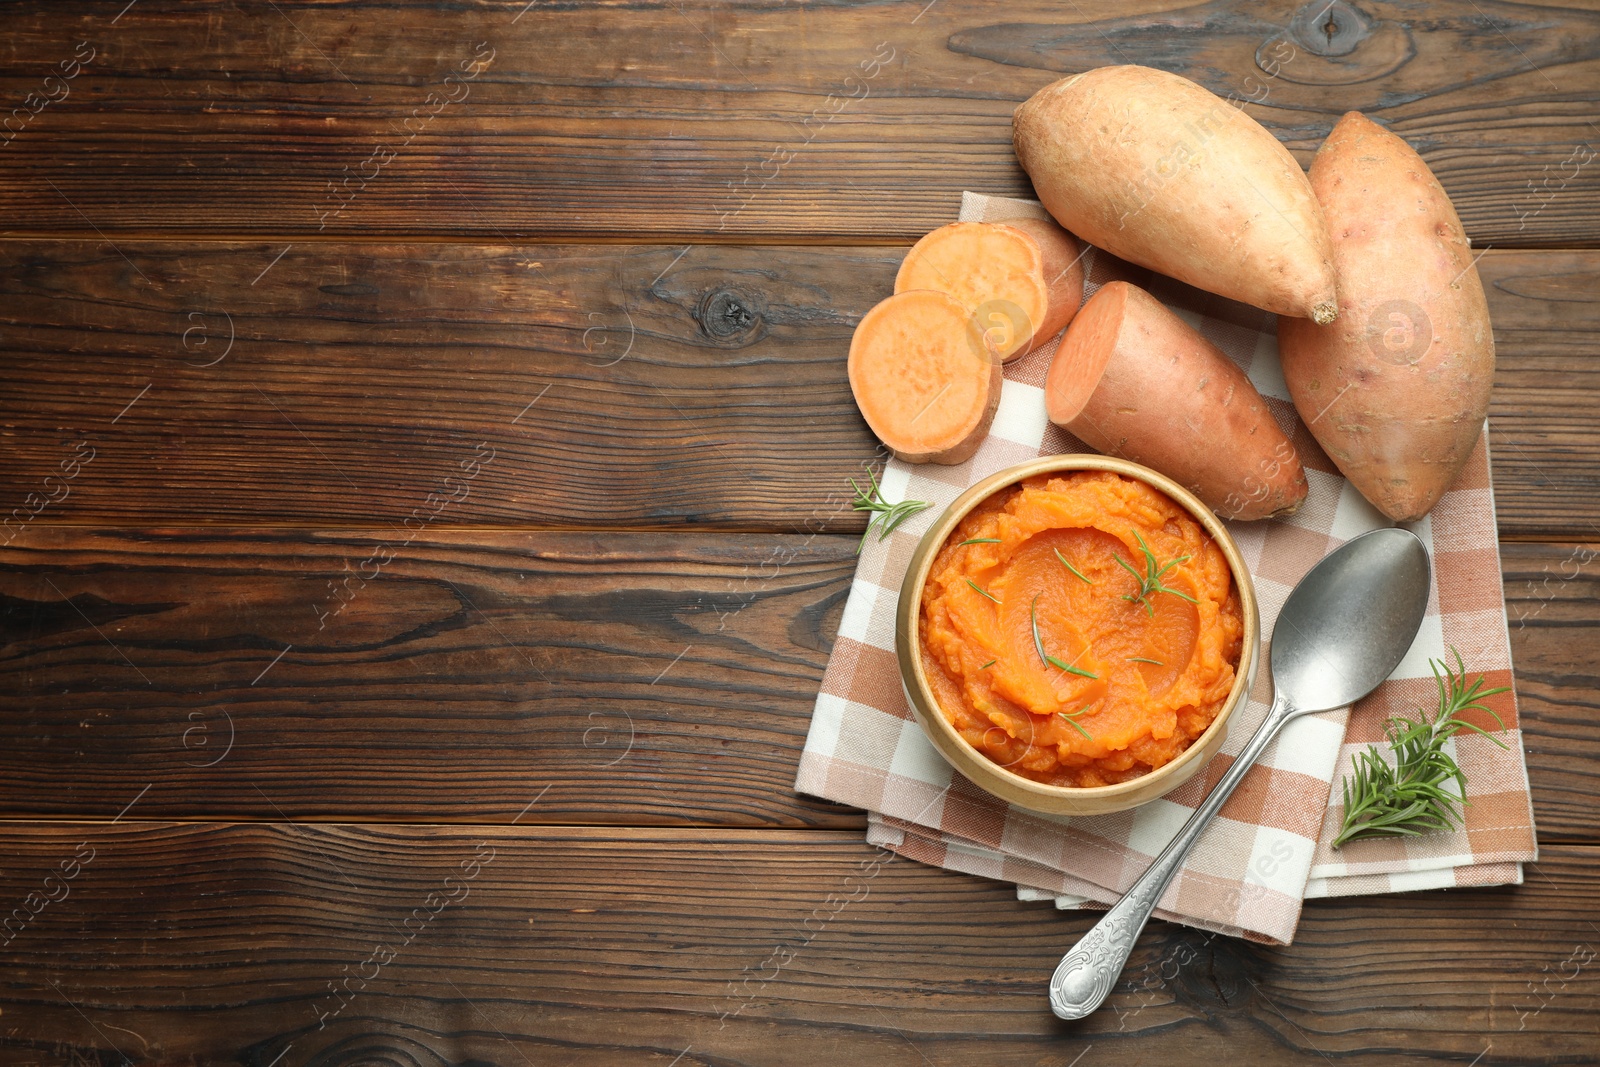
[1049,695,1296,1020]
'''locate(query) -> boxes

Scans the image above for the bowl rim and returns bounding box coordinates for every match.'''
[894,454,1261,809]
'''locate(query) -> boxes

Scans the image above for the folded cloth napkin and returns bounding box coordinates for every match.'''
[795,192,1538,944]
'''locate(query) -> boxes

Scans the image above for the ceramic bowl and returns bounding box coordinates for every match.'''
[895,454,1260,816]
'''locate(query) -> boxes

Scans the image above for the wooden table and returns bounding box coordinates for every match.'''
[2,2,1596,1063]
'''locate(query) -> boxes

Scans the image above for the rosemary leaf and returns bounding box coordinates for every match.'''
[1031,595,1099,681]
[1029,594,1048,664]
[1058,704,1093,741]
[1128,656,1164,666]
[1054,548,1094,584]
[959,538,1001,546]
[966,578,1001,604]
[1046,654,1098,679]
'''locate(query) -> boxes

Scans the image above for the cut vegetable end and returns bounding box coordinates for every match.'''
[848,290,1001,463]
[1311,301,1338,325]
[1045,281,1127,424]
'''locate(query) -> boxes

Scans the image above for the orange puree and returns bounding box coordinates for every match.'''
[919,471,1242,788]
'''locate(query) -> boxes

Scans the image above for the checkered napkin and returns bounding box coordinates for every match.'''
[795,192,1538,945]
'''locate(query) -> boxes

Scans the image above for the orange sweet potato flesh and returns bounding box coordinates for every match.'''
[1013,66,1339,324]
[848,289,1004,465]
[1046,281,1307,520]
[895,220,1085,361]
[1278,112,1494,522]
[919,471,1243,787]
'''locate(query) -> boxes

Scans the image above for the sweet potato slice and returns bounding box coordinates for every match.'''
[1278,111,1494,522]
[1047,281,1307,520]
[848,290,1004,465]
[894,220,1085,361]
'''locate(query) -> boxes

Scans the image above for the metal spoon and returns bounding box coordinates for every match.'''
[1049,526,1431,1020]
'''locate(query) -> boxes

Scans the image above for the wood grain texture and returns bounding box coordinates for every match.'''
[0,239,885,531]
[0,824,1593,1065]
[1483,250,1600,538]
[1502,541,1600,844]
[0,241,1594,537]
[0,528,858,826]
[0,0,1596,243]
[1,530,1593,844]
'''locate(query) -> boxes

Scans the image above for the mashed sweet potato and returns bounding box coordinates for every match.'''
[919,470,1242,787]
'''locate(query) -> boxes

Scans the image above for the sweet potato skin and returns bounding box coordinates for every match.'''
[1013,66,1338,324]
[995,217,1085,347]
[1047,282,1307,521]
[1278,111,1494,522]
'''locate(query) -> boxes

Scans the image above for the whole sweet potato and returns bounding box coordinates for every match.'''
[1278,112,1494,522]
[1013,65,1339,324]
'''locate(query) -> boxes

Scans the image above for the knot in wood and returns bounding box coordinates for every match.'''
[1160,934,1247,1010]
[1288,0,1372,57]
[697,288,760,341]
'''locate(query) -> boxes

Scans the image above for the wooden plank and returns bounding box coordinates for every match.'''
[0,242,1594,537]
[0,0,1596,244]
[0,823,1593,1064]
[1502,541,1600,843]
[1,531,1594,843]
[0,528,861,827]
[1484,251,1600,538]
[0,239,886,532]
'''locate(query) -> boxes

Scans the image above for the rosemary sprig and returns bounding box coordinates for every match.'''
[1030,595,1097,679]
[848,467,930,553]
[1332,650,1510,849]
[1054,548,1094,585]
[966,578,1001,604]
[1113,531,1199,617]
[959,538,1001,546]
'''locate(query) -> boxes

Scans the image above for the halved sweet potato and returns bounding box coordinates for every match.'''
[1047,281,1307,520]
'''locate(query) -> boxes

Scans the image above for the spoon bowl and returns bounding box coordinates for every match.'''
[1270,528,1433,714]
